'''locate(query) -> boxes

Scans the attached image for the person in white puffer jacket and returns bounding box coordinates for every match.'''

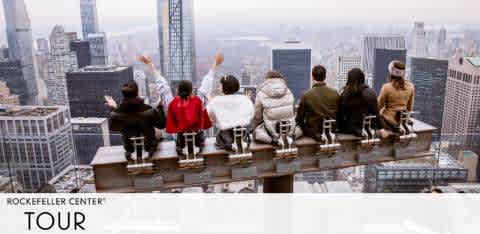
[253,70,298,145]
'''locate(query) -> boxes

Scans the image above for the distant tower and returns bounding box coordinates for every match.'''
[412,22,427,57]
[437,27,447,58]
[86,33,108,65]
[80,0,100,39]
[361,34,406,87]
[336,56,361,91]
[46,25,78,106]
[271,41,312,100]
[2,0,40,104]
[441,56,480,156]
[157,0,197,87]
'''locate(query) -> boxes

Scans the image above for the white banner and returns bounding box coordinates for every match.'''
[1,194,479,234]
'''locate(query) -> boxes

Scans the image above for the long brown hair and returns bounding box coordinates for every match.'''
[390,61,406,90]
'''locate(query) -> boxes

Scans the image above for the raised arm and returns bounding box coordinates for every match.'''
[198,53,224,99]
[140,55,174,109]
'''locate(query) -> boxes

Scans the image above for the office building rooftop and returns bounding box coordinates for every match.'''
[0,106,61,117]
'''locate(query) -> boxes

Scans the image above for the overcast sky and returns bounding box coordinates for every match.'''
[1,0,480,40]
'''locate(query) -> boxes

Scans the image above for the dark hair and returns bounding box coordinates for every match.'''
[177,80,193,100]
[343,68,366,96]
[121,80,138,99]
[220,75,240,95]
[265,70,284,80]
[312,65,327,82]
[390,61,406,90]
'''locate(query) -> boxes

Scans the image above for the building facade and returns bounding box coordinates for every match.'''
[86,33,108,65]
[0,60,28,104]
[157,0,197,87]
[441,56,480,156]
[372,48,407,94]
[362,34,406,86]
[0,106,74,192]
[80,0,100,39]
[2,0,40,104]
[271,41,312,101]
[66,65,134,118]
[70,40,92,68]
[46,26,78,106]
[412,22,427,57]
[0,81,20,105]
[71,118,110,165]
[410,57,448,130]
[336,56,361,91]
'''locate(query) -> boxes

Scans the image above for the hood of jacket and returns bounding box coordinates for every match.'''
[258,78,288,98]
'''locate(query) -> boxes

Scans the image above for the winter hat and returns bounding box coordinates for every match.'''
[388,60,406,77]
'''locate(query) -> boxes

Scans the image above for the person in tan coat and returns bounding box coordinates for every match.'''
[377,60,415,131]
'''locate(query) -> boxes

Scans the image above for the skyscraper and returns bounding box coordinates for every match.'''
[2,0,40,104]
[0,106,74,192]
[157,0,197,87]
[412,22,427,57]
[46,26,78,106]
[66,65,133,118]
[71,117,111,165]
[70,40,92,68]
[0,60,27,104]
[80,0,100,39]
[0,81,20,105]
[87,33,108,65]
[409,57,448,130]
[362,34,406,86]
[336,56,361,91]
[36,38,49,53]
[442,56,480,156]
[271,41,312,100]
[437,27,447,58]
[372,48,407,94]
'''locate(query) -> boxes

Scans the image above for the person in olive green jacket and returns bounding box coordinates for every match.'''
[295,65,339,141]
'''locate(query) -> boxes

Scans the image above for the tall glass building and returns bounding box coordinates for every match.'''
[80,0,100,39]
[372,48,407,94]
[157,0,197,87]
[271,41,312,101]
[410,57,448,130]
[2,0,40,105]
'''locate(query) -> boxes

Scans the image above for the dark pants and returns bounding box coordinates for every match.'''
[175,131,206,150]
[122,133,158,158]
[215,127,251,151]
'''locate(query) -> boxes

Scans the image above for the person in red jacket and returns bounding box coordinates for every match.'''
[166,80,212,155]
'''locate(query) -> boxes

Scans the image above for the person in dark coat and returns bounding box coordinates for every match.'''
[166,80,212,155]
[296,65,339,141]
[337,68,386,137]
[105,80,166,160]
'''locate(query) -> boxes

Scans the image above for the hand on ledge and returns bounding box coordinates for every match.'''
[104,95,118,110]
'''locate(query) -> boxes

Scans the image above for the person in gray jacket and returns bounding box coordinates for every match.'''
[253,70,297,145]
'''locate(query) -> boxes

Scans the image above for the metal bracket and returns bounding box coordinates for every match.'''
[360,116,381,148]
[228,127,253,165]
[397,111,417,143]
[319,119,341,152]
[274,120,298,160]
[178,132,204,169]
[127,136,154,175]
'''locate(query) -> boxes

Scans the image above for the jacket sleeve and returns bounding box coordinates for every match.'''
[199,99,212,130]
[407,86,415,112]
[197,70,215,100]
[295,95,307,127]
[152,71,174,113]
[377,85,387,111]
[153,104,167,130]
[108,112,122,132]
[252,95,264,129]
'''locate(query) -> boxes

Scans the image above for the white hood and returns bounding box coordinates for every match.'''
[207,94,255,130]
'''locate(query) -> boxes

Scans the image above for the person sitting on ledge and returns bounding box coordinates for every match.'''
[295,65,339,141]
[377,60,415,133]
[105,81,166,160]
[253,70,298,145]
[206,75,255,151]
[166,80,212,156]
[336,68,388,138]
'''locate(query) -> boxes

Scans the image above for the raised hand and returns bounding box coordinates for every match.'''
[212,53,224,70]
[104,96,118,109]
[139,55,153,65]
